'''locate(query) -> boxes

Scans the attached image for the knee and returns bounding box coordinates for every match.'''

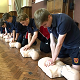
[72,65,80,72]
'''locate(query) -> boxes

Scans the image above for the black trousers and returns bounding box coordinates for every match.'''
[17,34,37,47]
[21,38,37,47]
[38,32,51,53]
[17,34,28,47]
[40,39,51,53]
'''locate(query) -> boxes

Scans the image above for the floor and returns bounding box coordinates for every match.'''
[0,37,72,80]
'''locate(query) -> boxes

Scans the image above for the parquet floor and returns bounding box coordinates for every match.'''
[0,38,72,80]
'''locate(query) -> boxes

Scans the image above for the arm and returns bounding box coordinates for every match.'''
[12,30,15,41]
[23,31,38,50]
[15,33,19,41]
[28,31,38,47]
[45,33,67,67]
[52,33,67,62]
[50,33,56,57]
[28,33,32,44]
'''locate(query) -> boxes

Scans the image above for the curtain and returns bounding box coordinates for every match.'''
[14,0,22,15]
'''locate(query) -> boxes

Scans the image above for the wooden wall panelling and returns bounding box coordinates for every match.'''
[21,6,32,18]
[62,3,66,13]
[67,0,73,19]
[47,0,63,14]
[47,0,73,19]
[47,0,53,13]
[9,11,17,17]
[63,0,73,19]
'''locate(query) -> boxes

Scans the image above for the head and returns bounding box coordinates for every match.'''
[0,18,6,28]
[17,13,29,26]
[2,13,12,22]
[34,8,52,28]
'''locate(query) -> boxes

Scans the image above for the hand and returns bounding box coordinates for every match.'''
[11,38,15,42]
[3,33,7,36]
[23,44,30,51]
[44,58,56,67]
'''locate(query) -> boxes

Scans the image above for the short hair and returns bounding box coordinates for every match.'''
[2,13,11,21]
[0,18,5,27]
[34,8,51,28]
[17,13,29,22]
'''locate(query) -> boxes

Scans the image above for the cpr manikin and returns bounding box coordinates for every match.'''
[20,47,39,60]
[5,38,13,42]
[9,42,21,49]
[38,57,80,80]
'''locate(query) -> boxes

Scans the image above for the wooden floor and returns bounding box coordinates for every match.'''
[0,38,72,80]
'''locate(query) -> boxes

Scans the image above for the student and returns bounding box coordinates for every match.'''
[17,13,51,53]
[17,13,38,50]
[34,8,80,72]
[2,13,19,41]
[0,18,12,37]
[0,19,5,34]
[15,22,28,46]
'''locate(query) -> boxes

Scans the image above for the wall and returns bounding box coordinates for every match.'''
[0,0,8,13]
[9,0,16,12]
[32,1,47,18]
[21,0,32,7]
[74,0,80,29]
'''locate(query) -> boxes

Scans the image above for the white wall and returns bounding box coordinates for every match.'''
[9,0,16,11]
[21,0,32,7]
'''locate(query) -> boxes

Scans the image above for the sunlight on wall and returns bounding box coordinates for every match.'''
[9,0,16,11]
[0,0,8,13]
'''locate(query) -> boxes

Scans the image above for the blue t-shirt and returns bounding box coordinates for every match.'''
[15,22,28,35]
[0,27,5,33]
[48,13,80,49]
[9,16,16,30]
[5,22,13,33]
[27,18,38,33]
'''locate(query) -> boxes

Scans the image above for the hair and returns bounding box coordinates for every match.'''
[17,13,29,22]
[2,13,11,21]
[34,8,51,28]
[0,18,6,27]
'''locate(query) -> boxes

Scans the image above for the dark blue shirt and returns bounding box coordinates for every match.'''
[0,27,5,33]
[27,18,38,33]
[5,22,13,33]
[15,22,27,35]
[9,16,17,30]
[48,13,80,49]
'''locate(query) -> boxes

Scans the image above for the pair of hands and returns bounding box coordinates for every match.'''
[22,44,30,51]
[44,58,56,67]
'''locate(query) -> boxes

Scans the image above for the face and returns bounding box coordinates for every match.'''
[41,15,52,28]
[20,18,29,26]
[6,17,12,23]
[2,23,6,28]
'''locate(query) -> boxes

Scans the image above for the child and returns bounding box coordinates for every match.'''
[2,13,19,41]
[17,13,51,53]
[0,18,12,37]
[17,13,38,50]
[34,8,80,72]
[15,22,28,46]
